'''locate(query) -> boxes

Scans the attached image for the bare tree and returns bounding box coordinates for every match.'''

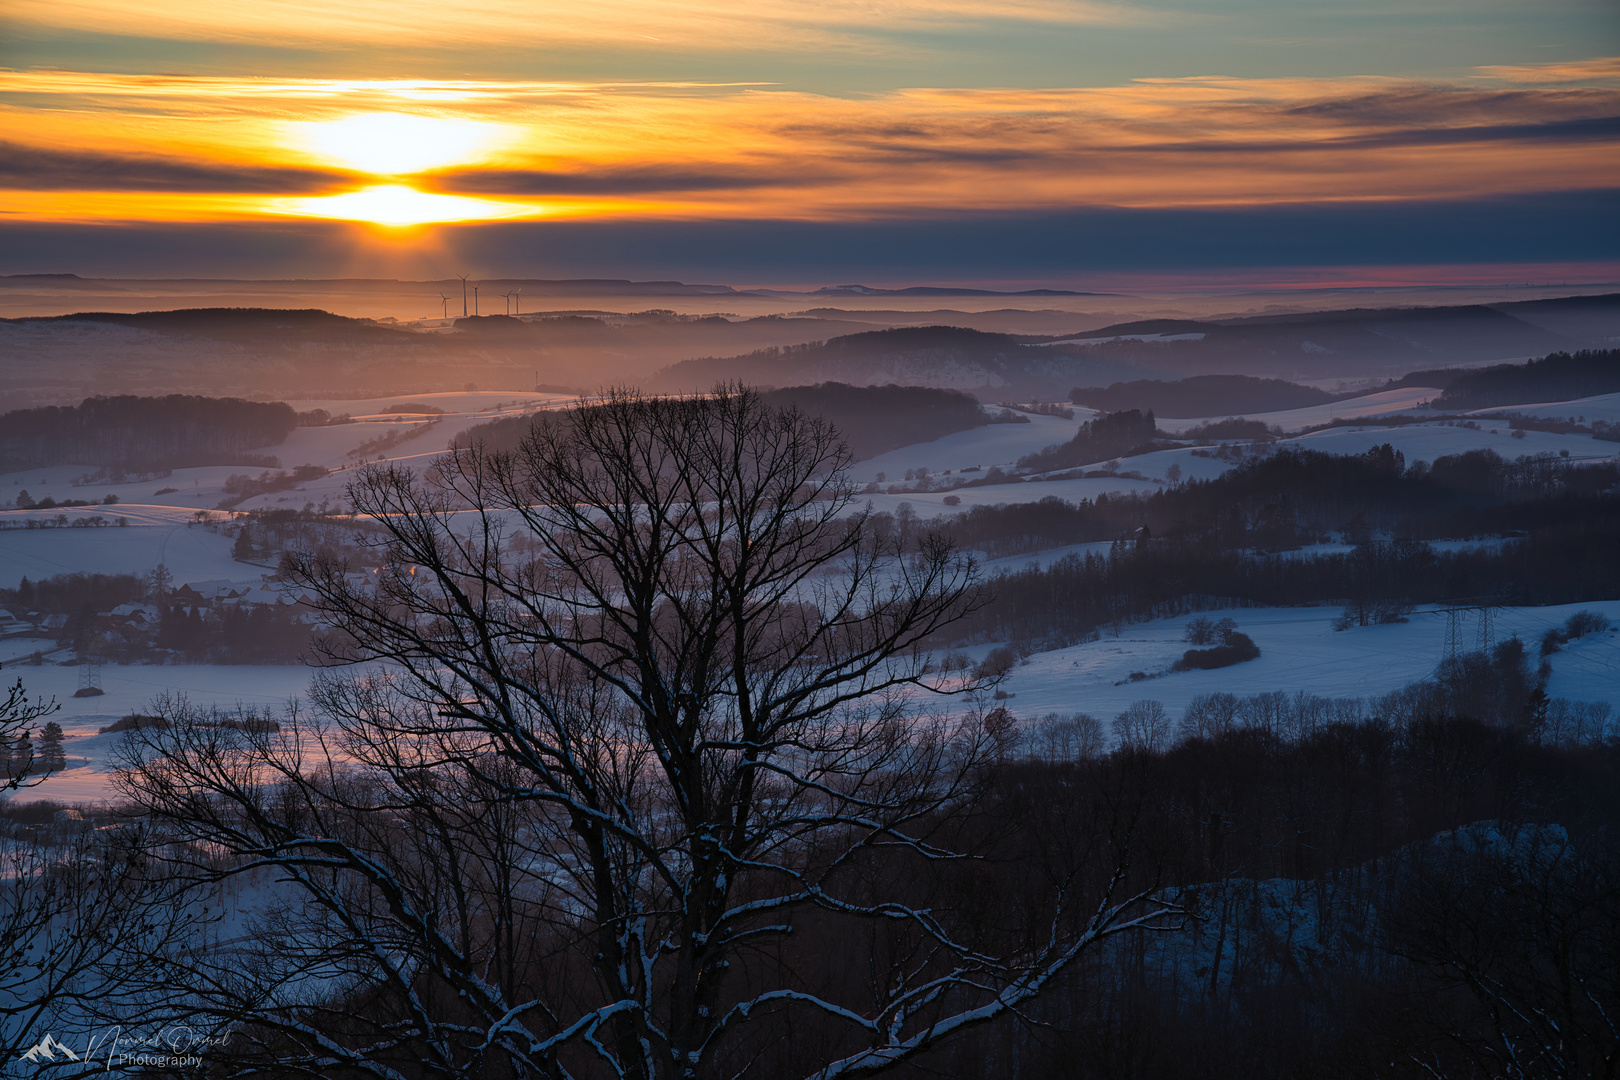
[122,386,1180,1079]
[1112,700,1172,754]
[1,667,55,791]
[0,670,191,1063]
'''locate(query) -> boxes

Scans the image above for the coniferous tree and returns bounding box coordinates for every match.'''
[39,721,65,772]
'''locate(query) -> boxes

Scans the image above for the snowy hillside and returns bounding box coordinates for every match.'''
[992,600,1620,724]
[1470,390,1620,424]
[0,391,579,518]
[852,412,1087,480]
[1155,386,1441,434]
[0,663,317,803]
[1289,420,1610,462]
[0,516,246,589]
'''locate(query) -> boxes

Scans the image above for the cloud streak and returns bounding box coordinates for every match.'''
[0,62,1615,221]
[0,141,350,192]
[2,0,1150,55]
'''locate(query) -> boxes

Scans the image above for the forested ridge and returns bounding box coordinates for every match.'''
[946,444,1615,555]
[0,394,298,471]
[1433,347,1620,410]
[1069,374,1340,416]
[921,447,1620,647]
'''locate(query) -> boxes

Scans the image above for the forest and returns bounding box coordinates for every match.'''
[0,394,298,472]
[922,446,1620,648]
[1069,374,1340,416]
[1433,347,1620,410]
[945,444,1618,554]
[930,707,1618,1079]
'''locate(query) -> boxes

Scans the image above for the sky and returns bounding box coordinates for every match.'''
[1,0,1617,285]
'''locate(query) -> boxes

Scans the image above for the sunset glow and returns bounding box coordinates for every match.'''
[0,0,1614,279]
[273,184,539,226]
[3,65,1616,230]
[291,113,511,176]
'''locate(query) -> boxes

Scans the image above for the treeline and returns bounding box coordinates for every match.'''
[904,447,1620,648]
[941,445,1620,557]
[925,709,1619,1080]
[1434,347,1620,410]
[941,516,1620,650]
[458,383,993,460]
[150,603,311,663]
[0,395,298,471]
[2,572,144,616]
[1061,346,1620,423]
[1070,374,1338,417]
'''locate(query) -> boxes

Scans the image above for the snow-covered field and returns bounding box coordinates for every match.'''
[992,601,1620,723]
[858,475,1164,517]
[1471,390,1620,424]
[1157,386,1442,434]
[3,388,1617,808]
[18,599,1615,807]
[0,663,319,804]
[0,392,581,518]
[853,413,1083,481]
[297,389,577,416]
[843,412,1620,519]
[0,514,250,589]
[1288,420,1611,463]
[7,599,1617,807]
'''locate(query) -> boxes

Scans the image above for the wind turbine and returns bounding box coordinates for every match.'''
[456,274,469,317]
[472,283,480,316]
[500,291,512,315]
[513,289,521,316]
[437,293,450,319]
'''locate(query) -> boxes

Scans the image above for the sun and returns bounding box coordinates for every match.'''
[291,112,509,176]
[275,112,534,225]
[271,184,537,226]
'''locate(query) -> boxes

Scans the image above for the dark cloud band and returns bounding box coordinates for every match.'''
[0,188,1612,278]
[0,142,351,192]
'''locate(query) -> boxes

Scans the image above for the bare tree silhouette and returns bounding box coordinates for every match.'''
[121,386,1181,1079]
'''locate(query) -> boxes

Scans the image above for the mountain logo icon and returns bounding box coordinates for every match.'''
[19,1034,80,1063]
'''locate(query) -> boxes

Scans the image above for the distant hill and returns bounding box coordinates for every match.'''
[652,298,1614,397]
[758,383,989,460]
[1489,293,1620,343]
[455,383,993,462]
[794,284,1097,297]
[792,308,1113,335]
[0,306,883,406]
[8,293,1616,412]
[1026,301,1599,379]
[1070,375,1341,417]
[9,307,418,344]
[651,325,1169,400]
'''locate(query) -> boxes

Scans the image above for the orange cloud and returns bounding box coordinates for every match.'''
[1,63,1615,225]
[2,0,1149,54]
